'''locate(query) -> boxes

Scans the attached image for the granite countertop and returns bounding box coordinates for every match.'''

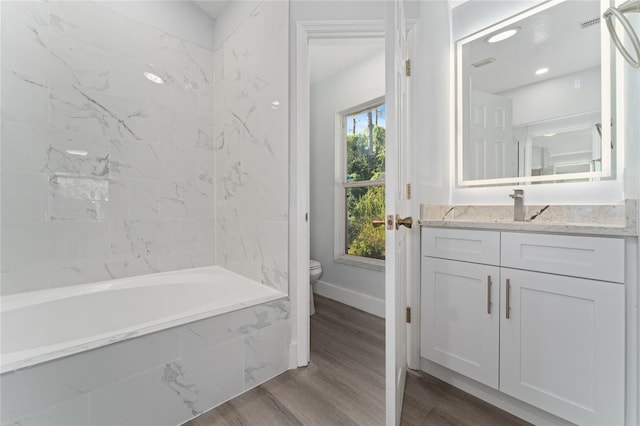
[419,200,638,236]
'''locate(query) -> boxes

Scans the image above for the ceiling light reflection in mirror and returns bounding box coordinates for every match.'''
[486,27,519,43]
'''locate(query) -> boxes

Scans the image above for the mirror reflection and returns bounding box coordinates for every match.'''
[457,0,612,185]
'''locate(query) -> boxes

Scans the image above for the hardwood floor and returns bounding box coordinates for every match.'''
[184,295,529,426]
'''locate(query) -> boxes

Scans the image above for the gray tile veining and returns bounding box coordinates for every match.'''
[421,199,637,236]
[0,394,90,426]
[244,321,290,388]
[214,0,289,293]
[2,0,289,296]
[1,299,290,426]
[0,0,218,295]
[1,2,292,425]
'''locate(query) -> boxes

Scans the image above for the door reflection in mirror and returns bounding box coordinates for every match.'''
[456,0,614,186]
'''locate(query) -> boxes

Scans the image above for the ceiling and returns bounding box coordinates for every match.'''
[194,1,599,93]
[449,0,470,9]
[194,0,468,20]
[309,38,385,84]
[466,0,601,94]
[192,1,230,20]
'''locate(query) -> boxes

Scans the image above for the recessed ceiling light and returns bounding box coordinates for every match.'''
[543,133,556,137]
[535,67,549,75]
[487,28,519,43]
[143,71,164,84]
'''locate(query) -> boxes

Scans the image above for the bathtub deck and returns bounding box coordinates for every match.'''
[184,295,530,426]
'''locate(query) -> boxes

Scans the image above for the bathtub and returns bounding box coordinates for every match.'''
[1,266,290,425]
[1,265,286,373]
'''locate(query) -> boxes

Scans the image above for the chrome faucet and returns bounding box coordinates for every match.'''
[509,189,525,222]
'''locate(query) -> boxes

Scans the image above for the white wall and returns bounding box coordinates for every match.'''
[291,0,385,22]
[289,1,388,319]
[622,13,640,200]
[310,48,386,313]
[413,0,452,205]
[500,66,601,126]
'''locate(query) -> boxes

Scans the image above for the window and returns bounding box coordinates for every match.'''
[335,98,386,266]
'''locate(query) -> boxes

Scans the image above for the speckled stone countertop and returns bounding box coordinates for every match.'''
[420,199,637,236]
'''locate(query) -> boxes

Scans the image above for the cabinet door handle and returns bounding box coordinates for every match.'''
[505,278,511,319]
[487,275,492,315]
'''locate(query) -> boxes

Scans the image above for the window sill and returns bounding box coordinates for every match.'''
[334,254,385,272]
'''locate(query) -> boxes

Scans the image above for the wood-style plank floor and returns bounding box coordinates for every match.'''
[184,295,530,426]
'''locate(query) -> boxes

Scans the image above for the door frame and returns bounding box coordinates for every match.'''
[290,20,386,367]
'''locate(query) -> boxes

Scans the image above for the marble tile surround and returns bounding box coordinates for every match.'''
[214,1,289,293]
[420,199,638,236]
[1,3,292,425]
[1,1,216,295]
[0,299,290,426]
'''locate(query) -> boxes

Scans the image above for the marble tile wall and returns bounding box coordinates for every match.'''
[1,1,216,295]
[214,1,290,293]
[0,299,290,426]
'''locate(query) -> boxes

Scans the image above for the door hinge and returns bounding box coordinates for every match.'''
[406,183,412,200]
[406,307,411,323]
[405,59,411,76]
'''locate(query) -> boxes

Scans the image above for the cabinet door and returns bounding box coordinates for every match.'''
[500,268,624,426]
[421,257,500,389]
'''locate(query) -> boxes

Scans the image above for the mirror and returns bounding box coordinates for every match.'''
[456,0,615,186]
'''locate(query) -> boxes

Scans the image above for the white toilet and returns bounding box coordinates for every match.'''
[309,259,323,315]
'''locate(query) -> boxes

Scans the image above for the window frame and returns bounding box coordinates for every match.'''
[333,96,386,271]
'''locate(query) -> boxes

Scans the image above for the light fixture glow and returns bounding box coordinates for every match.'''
[535,67,549,75]
[543,133,557,137]
[143,71,164,84]
[270,101,280,110]
[487,28,519,43]
[65,149,89,156]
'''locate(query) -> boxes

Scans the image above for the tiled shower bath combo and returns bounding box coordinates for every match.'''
[0,1,291,424]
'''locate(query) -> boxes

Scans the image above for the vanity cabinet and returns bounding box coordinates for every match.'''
[421,257,500,389]
[421,228,625,426]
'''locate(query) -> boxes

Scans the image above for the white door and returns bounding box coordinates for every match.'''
[385,1,411,424]
[468,90,514,180]
[421,257,500,389]
[500,268,625,425]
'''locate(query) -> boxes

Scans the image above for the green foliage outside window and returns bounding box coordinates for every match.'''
[345,107,385,260]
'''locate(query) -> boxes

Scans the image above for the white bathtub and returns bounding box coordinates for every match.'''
[0,266,286,373]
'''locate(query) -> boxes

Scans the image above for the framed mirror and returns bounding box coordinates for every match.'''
[456,0,616,187]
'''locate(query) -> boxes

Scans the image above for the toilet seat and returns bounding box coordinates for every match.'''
[309,260,321,270]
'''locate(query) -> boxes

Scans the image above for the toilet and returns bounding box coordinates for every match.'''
[309,259,323,315]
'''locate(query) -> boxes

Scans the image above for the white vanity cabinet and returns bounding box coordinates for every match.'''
[421,228,625,426]
[421,229,501,389]
[421,257,500,389]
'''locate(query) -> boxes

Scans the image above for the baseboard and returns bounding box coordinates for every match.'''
[313,280,385,318]
[288,341,298,369]
[419,358,573,426]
